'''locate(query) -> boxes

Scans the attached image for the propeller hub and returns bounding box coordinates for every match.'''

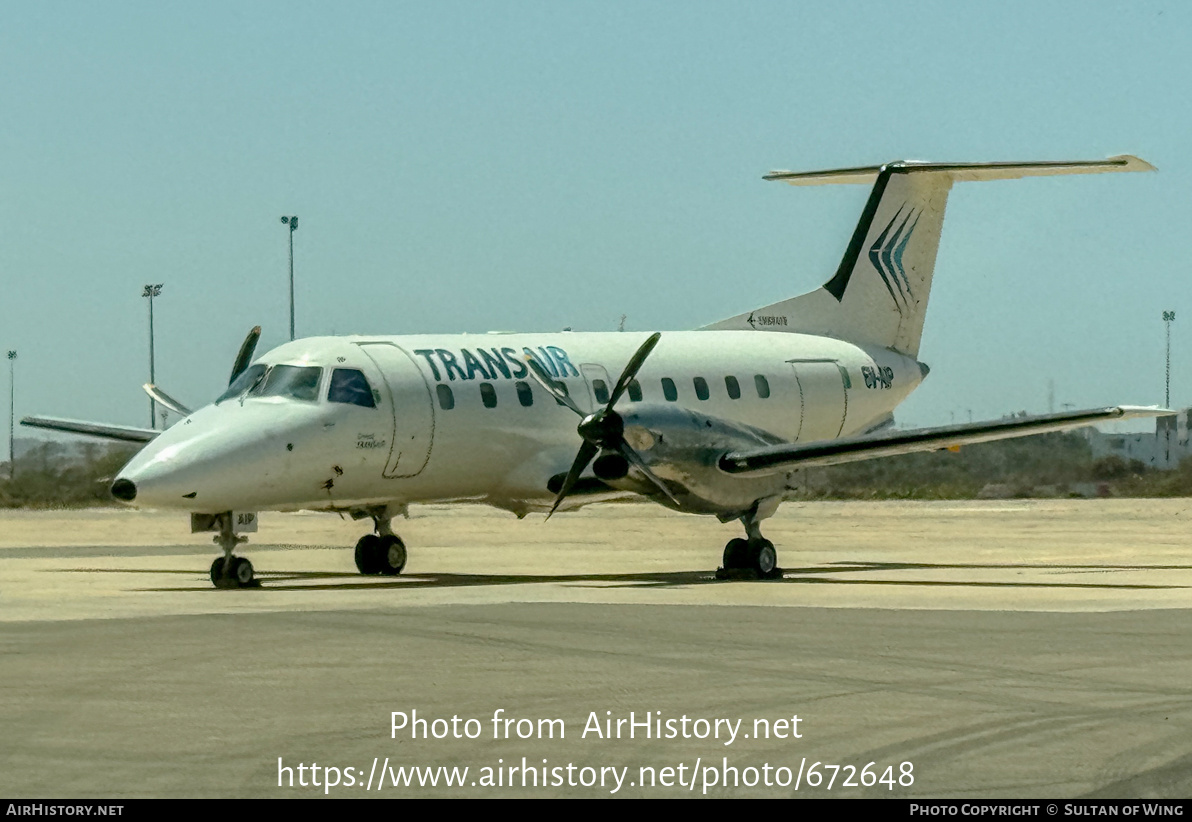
[534,331,671,518]
[577,409,623,447]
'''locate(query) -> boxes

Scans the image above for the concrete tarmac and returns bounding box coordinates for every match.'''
[2,500,1191,798]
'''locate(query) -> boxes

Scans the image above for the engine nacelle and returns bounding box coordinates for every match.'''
[609,405,793,517]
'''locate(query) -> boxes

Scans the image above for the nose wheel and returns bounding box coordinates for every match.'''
[211,555,255,588]
[209,514,257,588]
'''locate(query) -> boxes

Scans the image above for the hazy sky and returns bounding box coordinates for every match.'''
[2,1,1187,449]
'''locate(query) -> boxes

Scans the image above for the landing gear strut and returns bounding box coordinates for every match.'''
[717,500,781,579]
[353,505,407,576]
[209,514,256,588]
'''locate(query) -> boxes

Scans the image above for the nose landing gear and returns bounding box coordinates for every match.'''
[209,514,257,588]
[211,555,255,588]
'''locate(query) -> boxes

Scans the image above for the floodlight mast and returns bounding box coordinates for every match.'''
[1164,310,1176,464]
[1164,311,1175,408]
[142,284,163,428]
[281,216,298,341]
[7,350,15,480]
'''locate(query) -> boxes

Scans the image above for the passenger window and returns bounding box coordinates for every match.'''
[516,381,533,407]
[592,379,610,405]
[327,369,376,408]
[628,379,642,402]
[661,378,678,402]
[480,383,497,408]
[693,377,709,401]
[725,375,741,400]
[755,375,770,399]
[436,384,455,410]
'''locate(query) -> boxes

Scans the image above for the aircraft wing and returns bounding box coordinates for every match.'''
[719,406,1172,475]
[21,416,160,444]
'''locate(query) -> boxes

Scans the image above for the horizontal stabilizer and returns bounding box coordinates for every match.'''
[704,155,1154,359]
[719,405,1171,475]
[21,416,159,444]
[763,155,1155,186]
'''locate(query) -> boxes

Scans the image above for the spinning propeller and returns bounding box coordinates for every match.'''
[525,332,679,517]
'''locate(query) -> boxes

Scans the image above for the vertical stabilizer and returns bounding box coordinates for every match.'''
[701,156,1153,358]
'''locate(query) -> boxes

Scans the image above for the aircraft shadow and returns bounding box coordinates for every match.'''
[59,561,1192,593]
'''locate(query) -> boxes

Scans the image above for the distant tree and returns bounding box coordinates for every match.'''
[0,440,141,508]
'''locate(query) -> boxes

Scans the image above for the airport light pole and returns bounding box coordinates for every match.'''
[281,216,298,341]
[1163,310,1176,465]
[1164,311,1175,408]
[143,284,163,428]
[7,350,15,480]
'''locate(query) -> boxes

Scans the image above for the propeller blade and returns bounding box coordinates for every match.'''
[607,332,660,409]
[617,442,680,507]
[546,440,599,519]
[141,383,192,416]
[229,326,262,386]
[525,354,584,416]
[542,332,668,520]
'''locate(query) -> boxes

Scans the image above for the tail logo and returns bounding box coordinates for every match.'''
[867,205,919,312]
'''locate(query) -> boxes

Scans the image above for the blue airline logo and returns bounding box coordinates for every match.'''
[412,346,579,382]
[867,205,919,311]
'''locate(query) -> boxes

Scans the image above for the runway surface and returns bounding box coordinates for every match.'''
[2,499,1191,798]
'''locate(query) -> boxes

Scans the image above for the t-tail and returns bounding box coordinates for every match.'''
[701,156,1154,358]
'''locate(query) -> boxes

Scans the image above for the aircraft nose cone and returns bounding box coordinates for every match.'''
[110,478,137,502]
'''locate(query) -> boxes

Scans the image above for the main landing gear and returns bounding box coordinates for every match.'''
[717,500,782,580]
[209,514,256,589]
[354,506,407,576]
[720,537,777,577]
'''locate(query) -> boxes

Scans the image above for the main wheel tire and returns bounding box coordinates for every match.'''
[722,538,750,569]
[377,535,407,575]
[210,557,229,588]
[750,539,777,575]
[229,556,255,587]
[355,534,383,574]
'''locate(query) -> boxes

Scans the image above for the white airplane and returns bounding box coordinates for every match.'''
[25,155,1166,588]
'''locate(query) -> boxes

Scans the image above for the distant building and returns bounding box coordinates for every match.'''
[1086,409,1191,469]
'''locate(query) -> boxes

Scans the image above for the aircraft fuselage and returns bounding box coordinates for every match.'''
[117,330,924,517]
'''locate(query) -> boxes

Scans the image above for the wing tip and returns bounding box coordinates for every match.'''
[1114,404,1176,417]
[1107,154,1158,173]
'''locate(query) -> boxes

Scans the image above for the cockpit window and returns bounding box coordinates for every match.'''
[328,369,376,408]
[215,364,267,404]
[250,365,323,402]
